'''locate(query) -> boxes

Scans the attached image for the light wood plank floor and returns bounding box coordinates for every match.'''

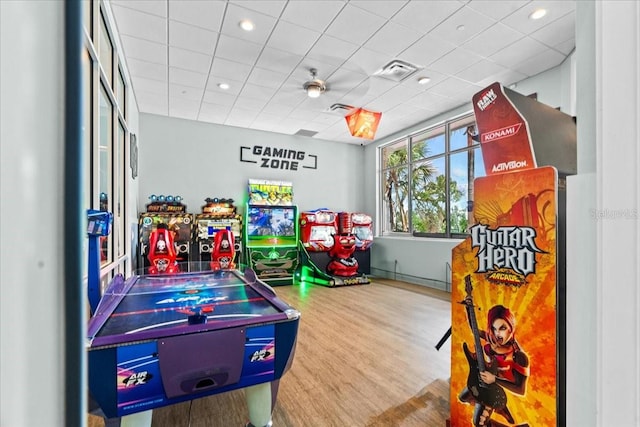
[89,279,453,427]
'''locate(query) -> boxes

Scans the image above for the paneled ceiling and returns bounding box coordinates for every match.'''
[108,0,575,145]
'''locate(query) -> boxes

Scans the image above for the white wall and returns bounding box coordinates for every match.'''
[139,113,366,214]
[1,2,66,425]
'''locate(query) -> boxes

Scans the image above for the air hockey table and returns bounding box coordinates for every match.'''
[87,267,300,427]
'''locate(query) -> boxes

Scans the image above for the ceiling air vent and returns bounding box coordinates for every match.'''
[326,103,354,114]
[294,129,318,137]
[374,59,421,82]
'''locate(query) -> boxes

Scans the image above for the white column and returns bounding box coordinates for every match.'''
[245,382,273,427]
[0,1,67,426]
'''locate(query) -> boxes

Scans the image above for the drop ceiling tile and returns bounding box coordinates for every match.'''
[429,47,484,76]
[120,35,167,65]
[400,33,457,68]
[462,22,524,58]
[168,0,225,31]
[226,108,260,127]
[246,67,288,91]
[267,20,321,56]
[169,20,218,54]
[346,47,394,75]
[489,37,548,68]
[132,76,168,95]
[465,0,529,21]
[136,90,168,114]
[230,0,287,18]
[210,57,252,82]
[169,47,212,73]
[169,67,208,89]
[530,11,575,47]
[111,5,167,43]
[239,82,278,102]
[429,76,478,99]
[202,89,237,106]
[169,83,205,101]
[554,38,575,55]
[234,94,268,111]
[306,34,360,66]
[456,59,507,84]
[256,47,304,74]
[214,34,262,66]
[111,0,168,18]
[199,101,231,117]
[513,48,565,76]
[126,57,168,81]
[280,1,346,32]
[363,20,423,57]
[221,3,278,44]
[349,0,408,19]
[391,1,463,33]
[501,0,576,35]
[168,97,200,120]
[324,3,387,46]
[430,5,497,47]
[261,101,295,116]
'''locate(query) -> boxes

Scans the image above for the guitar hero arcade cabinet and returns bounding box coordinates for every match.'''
[449,82,576,427]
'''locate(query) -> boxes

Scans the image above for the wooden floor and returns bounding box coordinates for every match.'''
[89,279,453,427]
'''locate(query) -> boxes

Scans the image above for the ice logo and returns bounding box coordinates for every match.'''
[470,224,544,276]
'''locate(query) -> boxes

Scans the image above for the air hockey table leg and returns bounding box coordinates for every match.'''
[103,410,153,427]
[244,381,276,427]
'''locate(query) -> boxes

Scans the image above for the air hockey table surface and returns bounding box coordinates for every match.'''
[87,267,300,419]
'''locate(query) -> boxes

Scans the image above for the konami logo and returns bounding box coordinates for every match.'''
[481,123,522,143]
[476,88,497,111]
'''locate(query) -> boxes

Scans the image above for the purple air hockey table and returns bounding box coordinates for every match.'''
[87,268,300,427]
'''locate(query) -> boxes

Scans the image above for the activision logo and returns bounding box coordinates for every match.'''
[492,160,528,173]
[476,88,497,111]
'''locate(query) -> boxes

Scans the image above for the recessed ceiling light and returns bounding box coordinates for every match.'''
[218,83,230,90]
[529,8,547,20]
[456,25,465,31]
[418,76,431,85]
[239,19,254,31]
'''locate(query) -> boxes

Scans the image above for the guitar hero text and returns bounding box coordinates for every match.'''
[470,224,543,276]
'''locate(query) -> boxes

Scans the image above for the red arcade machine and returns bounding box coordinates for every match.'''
[193,198,242,268]
[138,195,193,274]
[147,223,179,274]
[295,210,371,287]
[209,228,236,271]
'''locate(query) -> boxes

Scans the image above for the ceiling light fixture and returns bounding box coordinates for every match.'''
[303,68,326,98]
[418,76,431,85]
[529,9,547,20]
[239,19,254,31]
[218,83,230,90]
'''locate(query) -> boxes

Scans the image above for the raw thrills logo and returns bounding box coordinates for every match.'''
[476,88,497,111]
[470,224,544,286]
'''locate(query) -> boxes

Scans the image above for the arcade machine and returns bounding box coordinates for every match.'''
[193,197,242,269]
[138,195,192,273]
[295,210,372,287]
[243,179,299,286]
[447,82,576,427]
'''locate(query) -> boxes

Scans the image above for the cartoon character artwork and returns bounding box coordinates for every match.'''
[457,275,530,427]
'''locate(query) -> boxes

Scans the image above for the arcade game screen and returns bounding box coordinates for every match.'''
[247,206,296,238]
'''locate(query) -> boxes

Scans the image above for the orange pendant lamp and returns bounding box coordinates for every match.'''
[345,108,382,140]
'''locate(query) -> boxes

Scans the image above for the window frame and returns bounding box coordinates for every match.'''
[379,111,484,239]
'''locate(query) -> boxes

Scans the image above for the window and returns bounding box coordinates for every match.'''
[380,113,485,238]
[83,1,131,281]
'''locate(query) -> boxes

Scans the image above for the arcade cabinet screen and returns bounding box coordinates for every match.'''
[309,226,336,245]
[247,206,296,238]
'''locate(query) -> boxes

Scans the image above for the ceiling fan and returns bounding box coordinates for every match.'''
[302,68,327,98]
